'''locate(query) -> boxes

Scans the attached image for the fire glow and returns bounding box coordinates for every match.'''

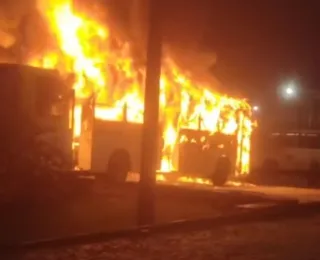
[28,0,253,176]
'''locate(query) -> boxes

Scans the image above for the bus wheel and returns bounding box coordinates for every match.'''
[106,149,131,183]
[212,156,231,186]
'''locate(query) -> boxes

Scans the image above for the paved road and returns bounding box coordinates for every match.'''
[224,186,320,203]
[163,178,320,204]
[115,172,320,204]
[158,181,320,204]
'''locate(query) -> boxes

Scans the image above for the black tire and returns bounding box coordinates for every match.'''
[106,149,131,183]
[212,156,231,186]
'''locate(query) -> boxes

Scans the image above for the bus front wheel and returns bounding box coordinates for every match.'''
[212,156,231,186]
[106,149,131,183]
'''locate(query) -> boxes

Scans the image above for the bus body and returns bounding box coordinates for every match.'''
[0,63,245,183]
[78,119,162,173]
[252,130,320,172]
[77,100,238,180]
[178,129,237,178]
[77,100,162,176]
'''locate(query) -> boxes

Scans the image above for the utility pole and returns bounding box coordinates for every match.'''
[138,0,162,226]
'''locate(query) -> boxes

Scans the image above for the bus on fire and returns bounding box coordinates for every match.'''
[0,63,253,186]
[75,94,252,186]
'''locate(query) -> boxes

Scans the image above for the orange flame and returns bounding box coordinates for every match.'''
[29,0,254,176]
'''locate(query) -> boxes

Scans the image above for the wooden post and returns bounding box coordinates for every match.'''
[138,0,162,226]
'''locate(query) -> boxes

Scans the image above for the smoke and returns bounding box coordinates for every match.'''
[0,0,49,61]
[19,8,53,58]
[0,29,15,49]
[0,0,24,48]
[0,1,32,61]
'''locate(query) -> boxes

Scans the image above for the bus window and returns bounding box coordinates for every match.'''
[51,98,68,117]
[36,91,67,118]
[35,74,69,118]
[268,134,299,149]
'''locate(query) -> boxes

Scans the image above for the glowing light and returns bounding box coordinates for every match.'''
[281,81,298,99]
[27,0,254,177]
[286,87,294,95]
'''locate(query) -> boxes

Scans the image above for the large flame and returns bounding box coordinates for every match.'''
[28,0,253,176]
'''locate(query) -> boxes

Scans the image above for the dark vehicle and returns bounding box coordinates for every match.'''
[0,63,75,174]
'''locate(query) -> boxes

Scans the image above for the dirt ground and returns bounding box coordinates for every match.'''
[21,212,320,260]
[0,183,268,244]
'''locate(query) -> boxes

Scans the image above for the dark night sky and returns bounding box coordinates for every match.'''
[163,1,320,100]
[1,0,319,102]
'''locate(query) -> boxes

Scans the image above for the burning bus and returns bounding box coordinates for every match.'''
[71,62,252,185]
[74,84,251,185]
[24,0,253,184]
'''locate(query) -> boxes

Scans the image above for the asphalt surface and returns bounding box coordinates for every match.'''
[221,186,320,203]
[17,212,320,260]
[159,180,320,204]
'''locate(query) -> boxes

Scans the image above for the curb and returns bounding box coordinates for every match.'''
[2,200,320,253]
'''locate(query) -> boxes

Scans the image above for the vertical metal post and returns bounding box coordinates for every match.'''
[70,89,76,136]
[123,103,128,122]
[138,0,162,226]
[236,110,244,175]
[69,89,77,168]
[198,115,202,131]
[297,102,302,129]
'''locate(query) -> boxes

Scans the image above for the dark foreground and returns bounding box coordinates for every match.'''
[12,212,320,260]
[0,182,272,244]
